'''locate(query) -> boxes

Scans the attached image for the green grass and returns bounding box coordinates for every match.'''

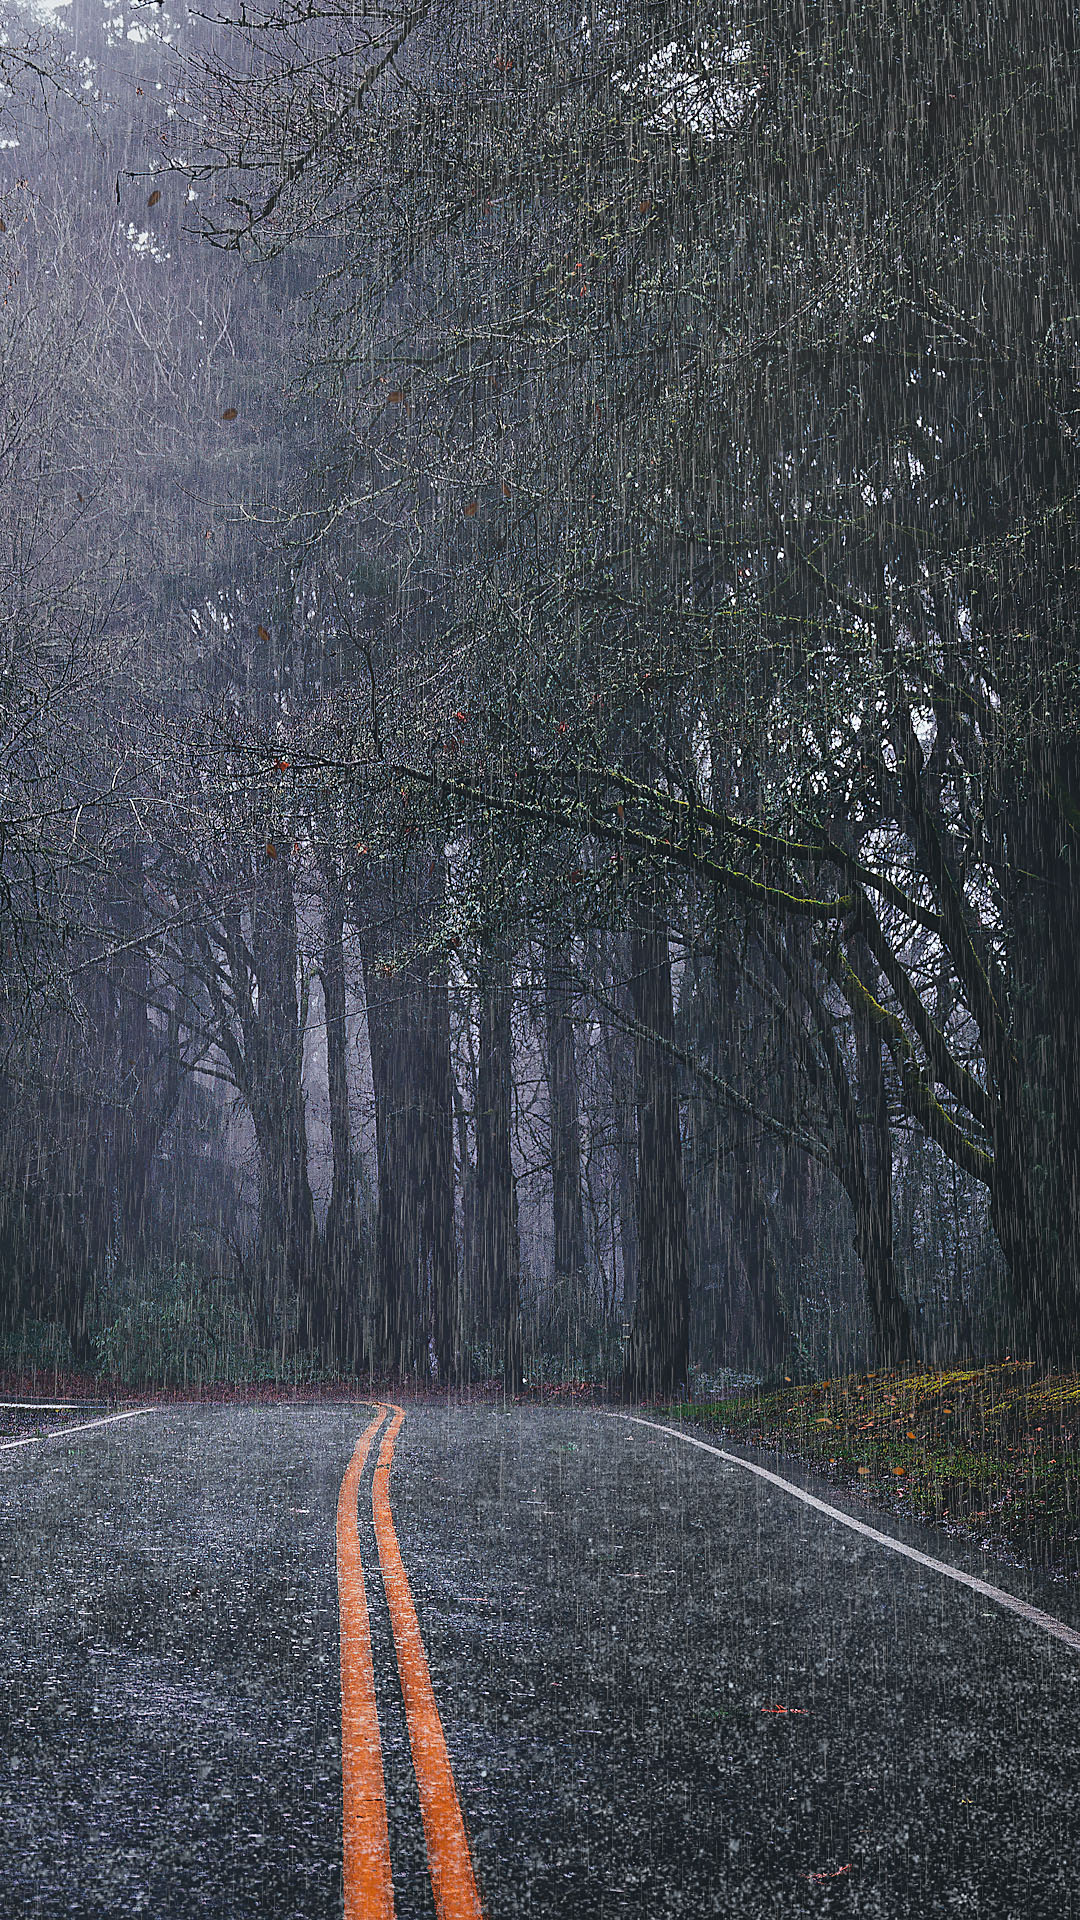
[667,1363,1080,1579]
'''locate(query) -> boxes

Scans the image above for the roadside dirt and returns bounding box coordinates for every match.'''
[668,1363,1080,1582]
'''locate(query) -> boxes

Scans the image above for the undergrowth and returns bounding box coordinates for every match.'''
[668,1363,1080,1580]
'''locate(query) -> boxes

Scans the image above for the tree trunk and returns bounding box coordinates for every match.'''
[598,937,638,1317]
[623,918,691,1399]
[319,856,364,1371]
[544,941,585,1285]
[473,945,522,1388]
[991,758,1080,1363]
[39,842,173,1368]
[789,926,913,1369]
[357,849,460,1382]
[718,1148,792,1374]
[853,1010,914,1366]
[682,947,791,1374]
[421,963,461,1384]
[247,853,321,1354]
[360,945,426,1377]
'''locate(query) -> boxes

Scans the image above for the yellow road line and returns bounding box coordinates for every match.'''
[373,1406,484,1920]
[337,1406,395,1920]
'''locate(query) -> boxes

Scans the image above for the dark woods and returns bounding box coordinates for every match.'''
[0,0,1077,1394]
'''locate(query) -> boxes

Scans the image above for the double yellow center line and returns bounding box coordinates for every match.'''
[336,1403,483,1920]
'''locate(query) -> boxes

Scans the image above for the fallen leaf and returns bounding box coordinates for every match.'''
[147,188,161,207]
[258,625,270,643]
[221,407,238,421]
[463,498,479,516]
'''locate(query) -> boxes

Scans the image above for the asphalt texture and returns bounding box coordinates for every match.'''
[1,1401,1079,1918]
[0,1406,106,1443]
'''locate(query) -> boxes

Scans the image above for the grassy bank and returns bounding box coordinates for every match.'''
[667,1363,1080,1581]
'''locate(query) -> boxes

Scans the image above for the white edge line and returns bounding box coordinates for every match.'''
[617,1412,1080,1653]
[0,1408,156,1452]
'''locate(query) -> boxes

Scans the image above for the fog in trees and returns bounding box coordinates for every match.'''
[1,0,1076,1397]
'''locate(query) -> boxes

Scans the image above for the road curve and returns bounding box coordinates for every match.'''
[337,1408,393,1920]
[1,1401,1078,1918]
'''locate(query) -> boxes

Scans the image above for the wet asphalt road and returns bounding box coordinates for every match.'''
[1,1402,1079,1918]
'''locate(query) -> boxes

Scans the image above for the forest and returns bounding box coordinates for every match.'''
[1,0,1077,1402]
